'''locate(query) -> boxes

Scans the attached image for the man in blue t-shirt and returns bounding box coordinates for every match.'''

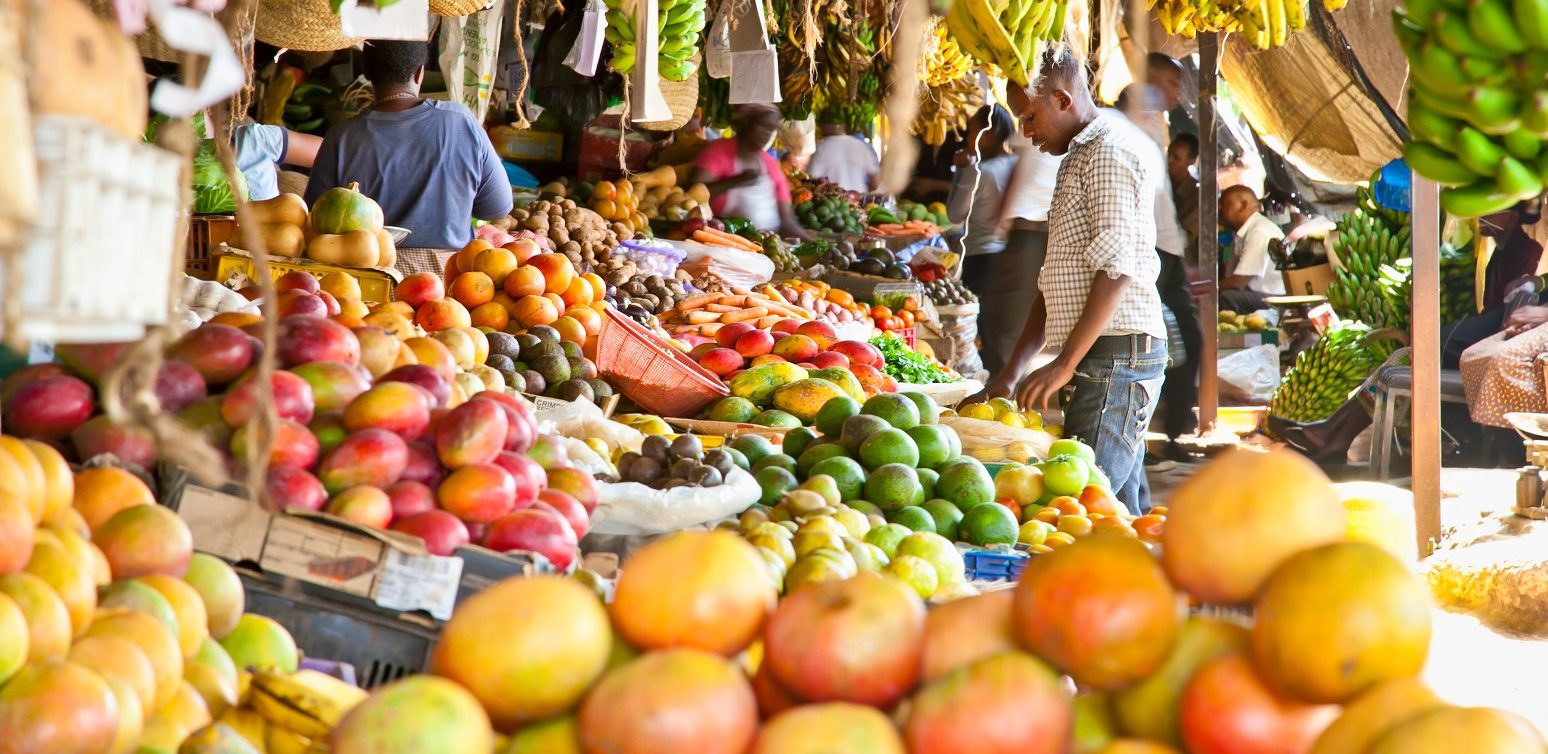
[305,40,512,273]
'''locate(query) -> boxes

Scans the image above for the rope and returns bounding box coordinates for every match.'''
[512,0,533,128]
[619,75,632,172]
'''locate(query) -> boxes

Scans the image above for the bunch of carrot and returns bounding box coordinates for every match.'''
[660,284,816,337]
[692,227,763,252]
[868,220,941,238]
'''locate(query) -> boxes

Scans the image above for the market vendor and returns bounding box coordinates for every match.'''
[691,105,812,241]
[975,46,1168,516]
[1218,185,1286,313]
[304,40,513,275]
[1442,201,1544,367]
[806,118,879,193]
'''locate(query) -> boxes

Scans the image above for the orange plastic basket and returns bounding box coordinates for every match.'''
[595,307,730,418]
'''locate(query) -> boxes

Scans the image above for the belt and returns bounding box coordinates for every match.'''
[1084,333,1163,357]
[1010,219,1049,232]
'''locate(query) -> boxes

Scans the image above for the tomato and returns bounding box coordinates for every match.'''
[870,304,893,319]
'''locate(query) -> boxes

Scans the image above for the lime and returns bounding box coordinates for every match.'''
[782,426,818,458]
[705,396,759,423]
[885,555,940,599]
[895,531,966,584]
[796,441,849,477]
[846,499,883,518]
[755,466,799,506]
[916,467,939,502]
[753,453,798,475]
[863,463,923,512]
[960,502,1020,546]
[814,395,860,436]
[888,505,937,533]
[839,414,892,454]
[845,539,888,571]
[859,428,920,470]
[899,392,940,425]
[863,523,913,558]
[935,457,994,509]
[861,393,921,430]
[808,456,867,502]
[724,447,750,471]
[907,424,955,469]
[731,434,776,466]
[921,499,964,541]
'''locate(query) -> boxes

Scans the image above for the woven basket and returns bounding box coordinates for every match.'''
[637,53,700,132]
[88,0,178,62]
[430,0,493,15]
[594,307,728,418]
[256,0,362,52]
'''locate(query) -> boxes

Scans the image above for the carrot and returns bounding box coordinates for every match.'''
[686,310,723,324]
[700,323,723,336]
[754,315,783,329]
[677,293,718,310]
[705,303,739,313]
[719,306,768,323]
[716,294,748,307]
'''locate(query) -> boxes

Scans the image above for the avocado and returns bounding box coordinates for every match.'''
[555,379,596,403]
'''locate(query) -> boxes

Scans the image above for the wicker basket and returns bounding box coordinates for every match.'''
[594,307,728,418]
[430,0,493,15]
[256,0,362,52]
[637,53,700,132]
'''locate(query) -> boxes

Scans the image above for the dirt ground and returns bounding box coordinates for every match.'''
[1149,457,1548,736]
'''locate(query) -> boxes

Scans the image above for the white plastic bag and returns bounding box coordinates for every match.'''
[532,395,644,454]
[673,239,776,288]
[590,467,760,534]
[938,416,1054,464]
[1218,344,1280,405]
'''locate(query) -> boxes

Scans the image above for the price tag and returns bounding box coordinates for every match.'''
[376,549,463,621]
[530,395,573,418]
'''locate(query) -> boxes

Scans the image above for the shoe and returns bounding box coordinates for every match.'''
[1144,453,1176,472]
[1163,441,1193,464]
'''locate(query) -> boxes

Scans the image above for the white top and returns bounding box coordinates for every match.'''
[946,153,1017,256]
[1232,212,1288,295]
[1001,132,1061,222]
[806,134,878,193]
[1040,115,1166,350]
[235,124,287,201]
[1104,111,1187,258]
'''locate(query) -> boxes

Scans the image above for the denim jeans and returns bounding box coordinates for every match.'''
[1061,335,1168,515]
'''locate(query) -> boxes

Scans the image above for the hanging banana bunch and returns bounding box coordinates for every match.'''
[605,0,709,80]
[944,0,1068,85]
[1149,0,1327,50]
[914,17,981,147]
[920,17,974,86]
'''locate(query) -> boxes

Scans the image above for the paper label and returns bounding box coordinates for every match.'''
[376,549,463,620]
[340,0,431,39]
[260,516,384,598]
[529,395,573,418]
[564,0,608,77]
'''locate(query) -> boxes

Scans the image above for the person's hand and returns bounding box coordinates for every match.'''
[1015,358,1075,412]
[953,150,978,169]
[965,374,1015,406]
[724,169,761,189]
[1505,306,1548,337]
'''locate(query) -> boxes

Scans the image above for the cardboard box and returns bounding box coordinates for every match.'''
[1281,263,1333,297]
[491,128,564,162]
[1218,330,1280,350]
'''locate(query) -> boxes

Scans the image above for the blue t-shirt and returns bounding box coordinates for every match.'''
[305,100,512,250]
[235,124,287,201]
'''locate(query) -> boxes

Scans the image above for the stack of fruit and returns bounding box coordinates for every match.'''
[695,325,903,426]
[867,299,921,334]
[1149,0,1336,49]
[659,287,817,339]
[989,439,1167,553]
[484,327,614,406]
[230,189,398,270]
[586,180,649,240]
[843,247,915,279]
[638,182,711,224]
[604,0,706,80]
[434,238,611,347]
[794,195,865,235]
[771,279,872,326]
[615,434,736,490]
[604,268,694,326]
[759,232,802,274]
[1271,320,1399,423]
[1395,2,1548,216]
[507,199,620,272]
[865,205,944,238]
[1217,310,1270,334]
[945,0,1069,86]
[914,19,984,147]
[919,274,978,306]
[1326,190,1412,332]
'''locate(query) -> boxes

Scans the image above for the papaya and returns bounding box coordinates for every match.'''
[310,182,384,235]
[772,379,848,424]
[807,368,865,402]
[308,230,380,268]
[727,363,809,408]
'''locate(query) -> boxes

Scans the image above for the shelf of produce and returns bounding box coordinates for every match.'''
[664,417,788,442]
[823,271,924,306]
[215,246,401,303]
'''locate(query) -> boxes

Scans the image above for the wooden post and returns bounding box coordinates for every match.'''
[1196,33,1219,433]
[1409,175,1442,555]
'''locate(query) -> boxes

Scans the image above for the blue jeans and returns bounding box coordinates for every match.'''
[1061,335,1167,515]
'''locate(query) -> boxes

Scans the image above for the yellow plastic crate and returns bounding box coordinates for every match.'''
[214,248,400,303]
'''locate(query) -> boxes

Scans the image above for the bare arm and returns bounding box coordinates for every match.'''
[1017,275,1131,409]
[281,131,322,168]
[779,203,813,241]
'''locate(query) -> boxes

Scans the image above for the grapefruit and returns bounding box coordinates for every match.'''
[1013,533,1180,690]
[1111,616,1249,746]
[610,531,776,656]
[1179,655,1339,754]
[921,591,1018,683]
[1161,448,1345,605]
[763,572,925,707]
[218,614,298,674]
[1367,707,1543,754]
[578,649,757,754]
[331,675,493,754]
[0,572,71,662]
[1308,678,1444,754]
[0,661,121,754]
[430,576,611,730]
[85,609,184,708]
[751,703,905,754]
[1252,542,1431,704]
[904,651,1072,754]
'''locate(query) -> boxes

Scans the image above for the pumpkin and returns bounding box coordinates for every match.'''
[234,223,305,257]
[374,229,397,270]
[310,182,384,235]
[308,230,380,268]
[248,193,308,227]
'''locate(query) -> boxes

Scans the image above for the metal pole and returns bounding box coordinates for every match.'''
[1409,176,1442,556]
[1197,33,1219,433]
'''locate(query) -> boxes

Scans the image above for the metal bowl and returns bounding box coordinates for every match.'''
[385,226,411,244]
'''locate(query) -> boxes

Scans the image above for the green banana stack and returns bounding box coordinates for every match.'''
[945,0,1069,86]
[1438,240,1480,324]
[605,0,707,81]
[1326,186,1413,331]
[1395,0,1548,217]
[1270,321,1398,423]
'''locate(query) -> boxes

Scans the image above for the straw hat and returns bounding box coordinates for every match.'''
[431,0,495,15]
[256,0,362,51]
[637,53,700,132]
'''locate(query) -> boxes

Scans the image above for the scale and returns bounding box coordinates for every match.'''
[1505,412,1548,519]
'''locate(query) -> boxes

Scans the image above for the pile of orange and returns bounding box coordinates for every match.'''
[869,297,919,333]
[441,238,608,349]
[589,181,648,239]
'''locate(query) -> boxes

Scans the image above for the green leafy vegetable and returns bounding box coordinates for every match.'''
[869,333,955,385]
[191,141,247,215]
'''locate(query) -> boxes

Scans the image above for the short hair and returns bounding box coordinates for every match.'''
[973,103,1014,144]
[1222,184,1259,205]
[733,104,780,130]
[1033,45,1088,98]
[1170,132,1200,159]
[363,41,428,86]
[1147,52,1183,77]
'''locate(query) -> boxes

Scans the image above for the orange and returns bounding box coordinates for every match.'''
[415,299,473,332]
[593,199,618,221]
[503,265,547,299]
[582,273,606,302]
[592,180,617,202]
[72,467,154,535]
[473,247,520,285]
[528,254,576,296]
[562,277,594,307]
[566,306,602,336]
[449,272,496,309]
[583,334,599,361]
[471,302,510,331]
[544,293,567,314]
[491,291,518,317]
[513,295,560,328]
[552,317,587,346]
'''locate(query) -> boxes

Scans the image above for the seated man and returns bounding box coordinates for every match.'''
[1217,185,1285,313]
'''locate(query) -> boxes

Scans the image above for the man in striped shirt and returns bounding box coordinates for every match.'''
[976,47,1168,515]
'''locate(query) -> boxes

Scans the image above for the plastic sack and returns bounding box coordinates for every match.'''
[1218,344,1280,405]
[673,239,775,288]
[919,302,982,380]
[616,240,687,277]
[590,466,760,535]
[938,416,1054,464]
[534,396,645,455]
[548,435,617,478]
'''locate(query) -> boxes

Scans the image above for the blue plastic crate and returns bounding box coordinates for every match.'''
[962,548,1030,582]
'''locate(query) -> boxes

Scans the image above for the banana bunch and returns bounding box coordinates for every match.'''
[1150,0,1322,49]
[1270,321,1397,423]
[920,18,974,87]
[605,0,707,81]
[1439,240,1480,324]
[1327,194,1413,331]
[914,75,984,146]
[1395,2,1548,217]
[945,0,1068,86]
[217,669,369,753]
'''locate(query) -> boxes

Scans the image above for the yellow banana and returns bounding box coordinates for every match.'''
[250,670,369,735]
[958,0,1029,84]
[218,706,270,753]
[1284,0,1306,32]
[1267,0,1287,46]
[264,724,313,754]
[249,688,330,740]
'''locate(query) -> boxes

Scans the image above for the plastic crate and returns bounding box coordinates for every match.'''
[0,116,181,343]
[594,307,729,418]
[962,548,1030,582]
[237,570,438,689]
[185,215,236,279]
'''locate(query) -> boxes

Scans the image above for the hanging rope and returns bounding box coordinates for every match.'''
[512,0,533,127]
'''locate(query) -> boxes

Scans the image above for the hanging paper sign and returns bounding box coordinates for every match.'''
[564,0,609,77]
[109,0,227,34]
[726,0,779,104]
[340,0,431,39]
[145,0,245,117]
[705,1,732,79]
[630,0,671,122]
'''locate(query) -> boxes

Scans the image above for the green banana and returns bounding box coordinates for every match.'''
[1505,129,1543,161]
[1412,42,1470,96]
[1466,87,1523,134]
[1440,179,1518,216]
[1455,127,1507,176]
[1498,155,1545,198]
[1045,0,1069,40]
[1523,91,1548,134]
[1468,0,1530,52]
[1433,9,1506,57]
[1407,100,1463,147]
